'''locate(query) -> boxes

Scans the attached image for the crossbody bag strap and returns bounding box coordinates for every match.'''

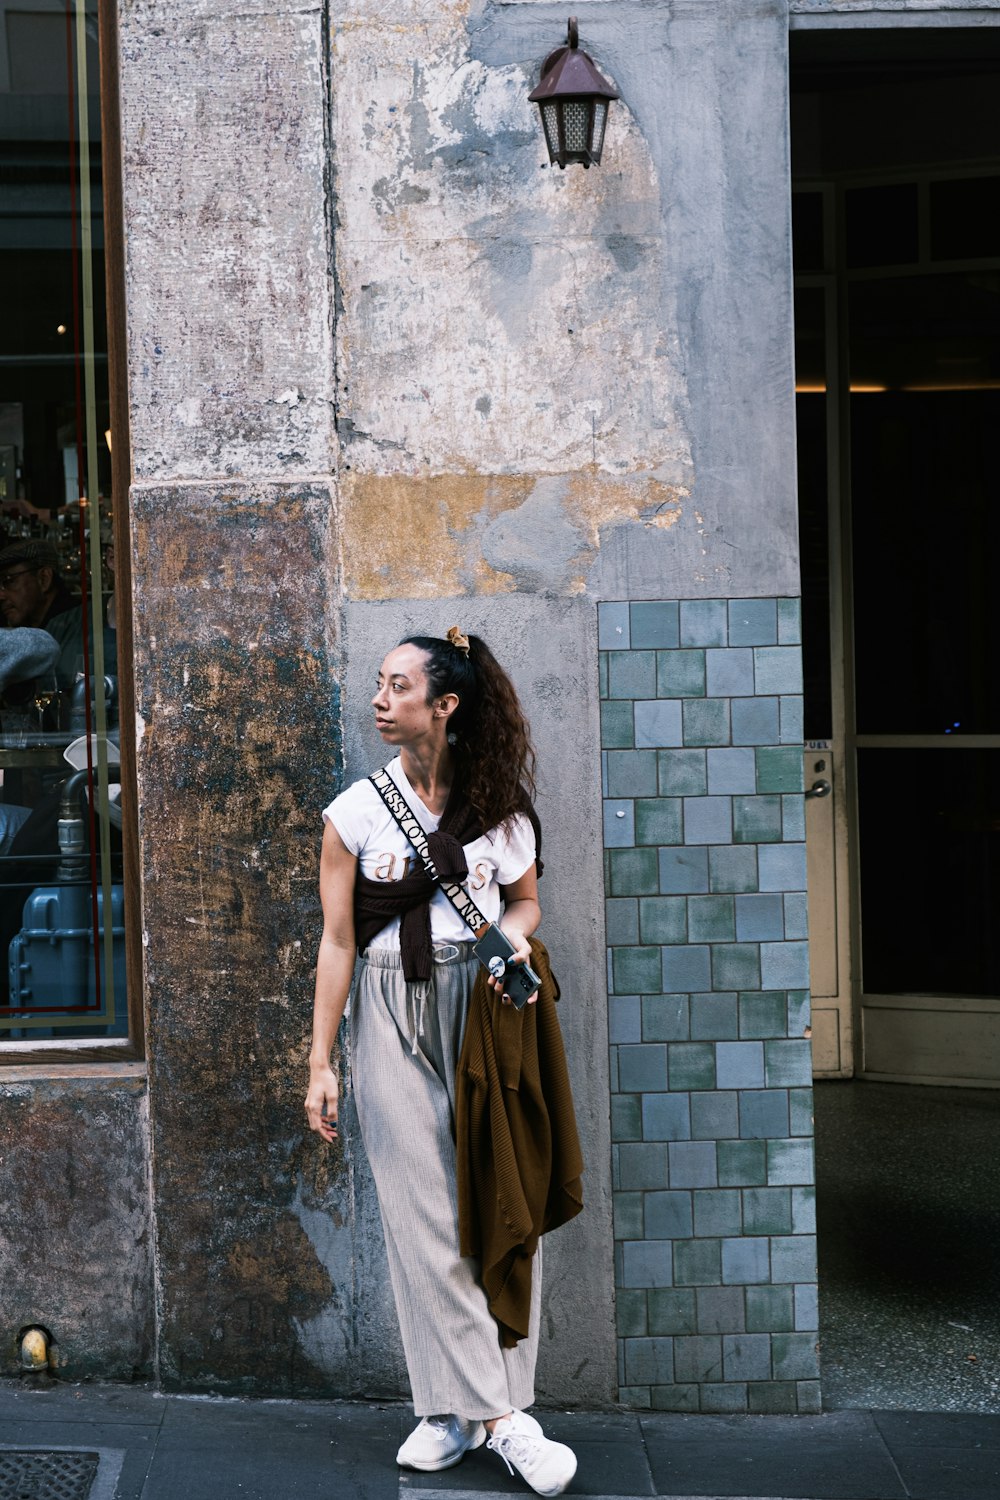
[369,767,489,940]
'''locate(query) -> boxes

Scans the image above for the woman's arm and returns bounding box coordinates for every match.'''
[304,821,358,1141]
[496,864,542,1005]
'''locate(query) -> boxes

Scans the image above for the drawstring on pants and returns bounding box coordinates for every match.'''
[406,944,461,1054]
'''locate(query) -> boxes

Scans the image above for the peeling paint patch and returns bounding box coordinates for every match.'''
[343,470,685,598]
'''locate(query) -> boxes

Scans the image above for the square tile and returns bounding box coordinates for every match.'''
[767,1139,815,1186]
[709,845,758,893]
[679,600,728,647]
[771,1331,820,1380]
[656,648,706,697]
[645,1190,694,1240]
[608,649,656,699]
[648,1287,697,1336]
[687,895,736,942]
[639,896,687,945]
[622,1240,673,1288]
[739,990,789,1039]
[601,700,635,749]
[755,746,804,793]
[616,1287,648,1337]
[609,993,642,1044]
[782,793,806,841]
[748,1381,798,1413]
[733,794,783,844]
[729,598,779,646]
[787,990,811,1036]
[792,1186,817,1234]
[696,1285,746,1334]
[700,1382,749,1413]
[783,891,809,939]
[742,1187,792,1236]
[758,843,807,892]
[716,1040,765,1089]
[717,1139,767,1186]
[731,696,780,746]
[673,1334,724,1382]
[599,601,631,650]
[618,1142,670,1190]
[673,1239,723,1287]
[682,697,730,746]
[599,652,609,699]
[779,694,804,744]
[777,598,801,644]
[764,1039,813,1088]
[635,797,683,846]
[721,1236,770,1285]
[668,1141,718,1188]
[649,1383,698,1411]
[611,1093,642,1141]
[642,993,690,1041]
[690,1089,740,1139]
[662,944,712,993]
[706,648,755,697]
[643,1092,692,1141]
[618,1041,669,1092]
[735,893,785,941]
[689,992,739,1041]
[707,747,757,795]
[606,898,640,946]
[624,1336,676,1385]
[760,940,811,989]
[712,943,762,992]
[723,1333,772,1381]
[754,646,803,695]
[615,1190,645,1240]
[668,1042,717,1091]
[607,749,659,798]
[770,1235,817,1283]
[746,1284,794,1333]
[795,1282,819,1331]
[693,1189,742,1237]
[613,946,664,995]
[739,1089,790,1139]
[658,748,708,796]
[790,1088,814,1138]
[610,847,660,896]
[635,700,684,748]
[683,796,732,845]
[604,799,635,848]
[630,600,679,648]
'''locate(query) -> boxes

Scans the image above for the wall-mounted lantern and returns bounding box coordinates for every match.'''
[528,17,619,170]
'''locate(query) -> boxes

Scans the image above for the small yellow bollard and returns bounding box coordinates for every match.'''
[20,1328,50,1371]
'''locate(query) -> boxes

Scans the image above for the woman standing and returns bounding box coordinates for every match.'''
[305,629,578,1497]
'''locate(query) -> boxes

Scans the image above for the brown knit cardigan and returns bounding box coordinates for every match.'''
[455,937,584,1348]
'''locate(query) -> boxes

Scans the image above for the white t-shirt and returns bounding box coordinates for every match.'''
[323,757,536,949]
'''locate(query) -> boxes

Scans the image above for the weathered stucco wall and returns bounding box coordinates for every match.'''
[0,1068,153,1380]
[2,0,802,1400]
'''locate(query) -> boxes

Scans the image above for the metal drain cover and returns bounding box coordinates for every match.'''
[0,1450,100,1500]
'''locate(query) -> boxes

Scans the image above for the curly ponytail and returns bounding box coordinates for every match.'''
[399,632,537,832]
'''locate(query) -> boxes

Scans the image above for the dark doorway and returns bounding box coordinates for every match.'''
[791,25,1000,1410]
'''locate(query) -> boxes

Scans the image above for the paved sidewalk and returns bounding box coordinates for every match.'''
[1,1381,998,1500]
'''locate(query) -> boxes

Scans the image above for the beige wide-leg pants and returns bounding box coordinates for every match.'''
[351,943,541,1420]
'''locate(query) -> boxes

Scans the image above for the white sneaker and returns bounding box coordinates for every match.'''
[396,1413,486,1471]
[487,1410,577,1496]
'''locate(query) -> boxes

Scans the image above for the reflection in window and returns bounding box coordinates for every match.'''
[1,2,126,1041]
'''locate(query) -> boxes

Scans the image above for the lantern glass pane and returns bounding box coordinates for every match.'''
[542,102,561,159]
[594,101,608,158]
[563,100,589,155]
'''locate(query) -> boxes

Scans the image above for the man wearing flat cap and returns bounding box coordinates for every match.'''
[0,538,84,694]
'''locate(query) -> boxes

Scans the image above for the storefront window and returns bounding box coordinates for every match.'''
[1,1,127,1042]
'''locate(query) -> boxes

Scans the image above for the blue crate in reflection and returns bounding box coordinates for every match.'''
[8,883,127,1037]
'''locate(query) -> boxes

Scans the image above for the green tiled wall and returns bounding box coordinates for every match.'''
[600,598,820,1415]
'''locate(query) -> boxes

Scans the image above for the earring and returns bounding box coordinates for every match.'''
[447,731,457,746]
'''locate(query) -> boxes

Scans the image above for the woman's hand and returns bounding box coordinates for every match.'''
[305,1064,340,1141]
[490,926,535,1006]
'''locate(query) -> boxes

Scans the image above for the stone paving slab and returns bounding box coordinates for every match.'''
[1,1383,999,1500]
